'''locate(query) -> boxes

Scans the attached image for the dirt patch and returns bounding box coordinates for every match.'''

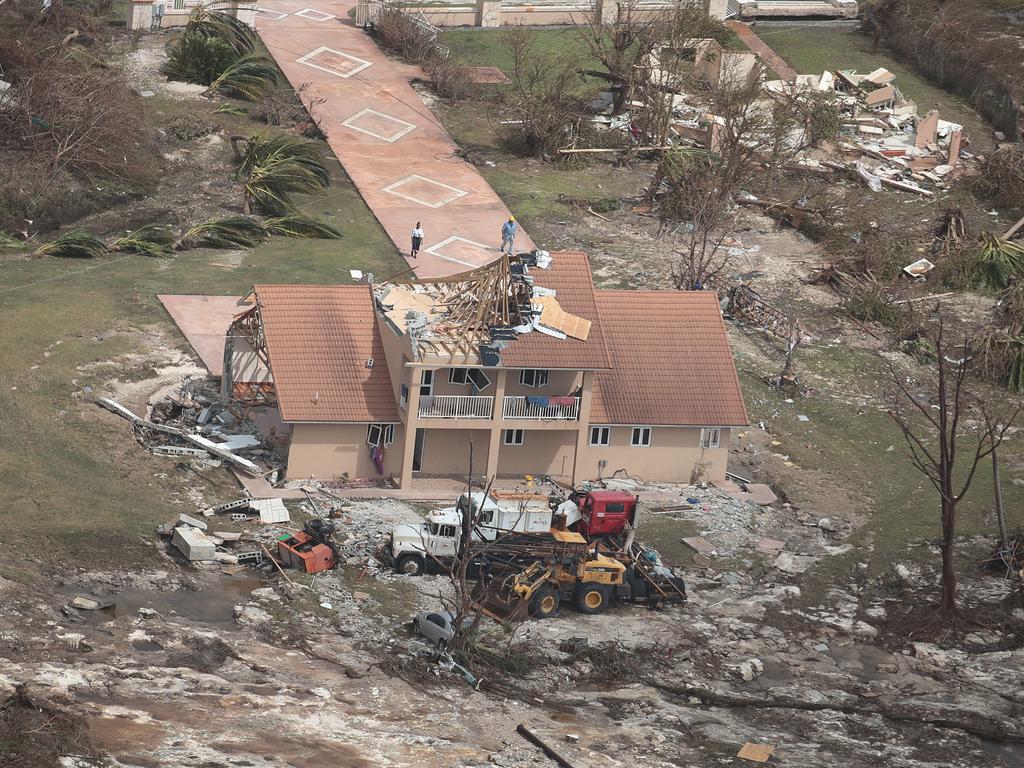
[0,686,101,768]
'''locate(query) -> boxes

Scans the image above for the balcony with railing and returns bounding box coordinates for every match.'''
[418,394,494,420]
[502,396,580,421]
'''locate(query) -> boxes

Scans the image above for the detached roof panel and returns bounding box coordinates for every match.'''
[590,291,748,427]
[254,285,400,424]
[500,251,611,370]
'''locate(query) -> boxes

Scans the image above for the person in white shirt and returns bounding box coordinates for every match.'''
[410,222,424,259]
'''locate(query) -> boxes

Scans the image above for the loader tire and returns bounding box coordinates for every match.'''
[395,554,424,576]
[574,584,610,615]
[530,586,560,619]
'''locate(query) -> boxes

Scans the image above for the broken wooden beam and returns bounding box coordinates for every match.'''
[516,724,576,768]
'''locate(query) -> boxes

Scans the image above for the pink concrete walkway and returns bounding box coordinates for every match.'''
[256,1,534,278]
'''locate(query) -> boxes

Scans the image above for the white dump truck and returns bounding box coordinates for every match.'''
[386,492,576,575]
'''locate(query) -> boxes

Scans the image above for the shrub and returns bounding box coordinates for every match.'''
[164,31,237,86]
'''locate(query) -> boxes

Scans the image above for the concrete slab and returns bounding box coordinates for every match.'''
[158,295,243,376]
[256,0,534,278]
[173,526,217,561]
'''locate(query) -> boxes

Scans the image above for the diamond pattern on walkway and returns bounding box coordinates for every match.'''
[342,108,417,143]
[383,175,468,208]
[295,8,335,20]
[296,46,373,78]
[256,0,534,277]
[425,236,497,268]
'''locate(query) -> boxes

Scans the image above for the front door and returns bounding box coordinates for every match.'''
[412,428,425,472]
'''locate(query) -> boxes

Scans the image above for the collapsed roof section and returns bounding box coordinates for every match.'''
[373,251,611,370]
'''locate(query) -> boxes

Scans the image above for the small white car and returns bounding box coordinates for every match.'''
[412,610,455,648]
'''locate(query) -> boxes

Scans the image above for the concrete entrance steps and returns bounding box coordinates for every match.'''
[255,0,533,278]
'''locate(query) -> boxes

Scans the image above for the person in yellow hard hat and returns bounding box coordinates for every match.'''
[500,216,517,254]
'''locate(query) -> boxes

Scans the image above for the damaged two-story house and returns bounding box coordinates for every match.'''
[220,251,747,487]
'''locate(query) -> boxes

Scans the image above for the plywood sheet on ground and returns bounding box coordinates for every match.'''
[158,295,243,376]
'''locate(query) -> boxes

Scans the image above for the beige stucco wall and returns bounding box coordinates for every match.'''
[581,426,731,483]
[286,423,406,481]
[495,429,578,482]
[417,428,491,476]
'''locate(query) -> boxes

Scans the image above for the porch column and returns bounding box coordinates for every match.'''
[570,372,594,487]
[475,0,501,27]
[485,369,507,481]
[127,0,154,30]
[398,365,422,489]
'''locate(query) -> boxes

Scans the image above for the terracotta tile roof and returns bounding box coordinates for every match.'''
[500,251,611,370]
[254,285,400,424]
[590,291,748,427]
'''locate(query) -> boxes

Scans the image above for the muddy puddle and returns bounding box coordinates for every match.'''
[983,740,1024,768]
[60,574,264,628]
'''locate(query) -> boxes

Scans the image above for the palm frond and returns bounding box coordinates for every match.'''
[216,103,249,116]
[205,55,279,101]
[174,216,267,250]
[0,231,23,249]
[264,215,343,239]
[187,6,258,54]
[32,230,108,259]
[976,232,1024,293]
[238,132,330,185]
[109,225,175,257]
[237,132,331,214]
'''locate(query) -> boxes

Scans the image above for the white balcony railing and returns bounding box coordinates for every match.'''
[502,396,580,421]
[418,395,494,419]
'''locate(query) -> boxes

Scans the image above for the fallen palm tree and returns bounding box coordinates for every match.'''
[174,216,267,250]
[234,132,331,214]
[109,224,175,257]
[31,230,108,259]
[263,214,342,239]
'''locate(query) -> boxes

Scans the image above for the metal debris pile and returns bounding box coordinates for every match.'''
[95,376,284,478]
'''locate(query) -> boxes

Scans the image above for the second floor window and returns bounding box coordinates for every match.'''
[449,368,468,385]
[519,369,549,388]
[420,369,434,397]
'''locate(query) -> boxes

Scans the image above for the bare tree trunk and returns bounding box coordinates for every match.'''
[993,446,1008,550]
[940,496,957,611]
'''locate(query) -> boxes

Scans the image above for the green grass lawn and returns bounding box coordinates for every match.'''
[0,51,403,573]
[738,342,1024,596]
[440,27,598,76]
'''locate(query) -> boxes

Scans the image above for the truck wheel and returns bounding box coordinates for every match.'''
[530,586,560,619]
[395,554,424,576]
[575,584,610,615]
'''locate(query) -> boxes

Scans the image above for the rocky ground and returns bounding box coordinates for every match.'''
[2,480,1023,768]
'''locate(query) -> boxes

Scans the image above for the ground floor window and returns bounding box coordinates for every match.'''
[503,429,524,446]
[589,425,610,446]
[700,427,721,449]
[367,423,394,447]
[631,426,652,447]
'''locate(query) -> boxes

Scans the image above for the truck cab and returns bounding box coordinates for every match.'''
[572,490,638,538]
[387,492,553,575]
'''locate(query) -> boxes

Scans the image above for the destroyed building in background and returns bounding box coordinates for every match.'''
[168,251,751,487]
